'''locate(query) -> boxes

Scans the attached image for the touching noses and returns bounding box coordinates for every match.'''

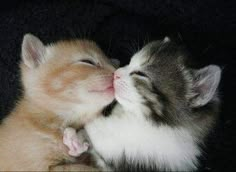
[113,71,121,80]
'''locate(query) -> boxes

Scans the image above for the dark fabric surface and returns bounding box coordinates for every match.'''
[0,0,235,171]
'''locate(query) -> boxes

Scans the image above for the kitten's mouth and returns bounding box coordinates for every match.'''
[88,85,114,93]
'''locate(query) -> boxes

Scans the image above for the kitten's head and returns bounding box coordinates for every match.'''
[114,37,221,129]
[21,34,115,122]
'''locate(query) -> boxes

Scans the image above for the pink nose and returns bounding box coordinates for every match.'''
[114,72,120,80]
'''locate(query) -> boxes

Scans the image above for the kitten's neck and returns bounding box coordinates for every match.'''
[122,103,151,119]
[57,104,102,128]
[13,97,65,129]
[0,97,65,141]
[17,96,101,129]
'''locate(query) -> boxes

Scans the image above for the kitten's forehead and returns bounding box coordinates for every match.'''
[131,40,186,70]
[129,40,165,68]
[46,40,110,63]
[129,40,188,101]
[129,50,148,68]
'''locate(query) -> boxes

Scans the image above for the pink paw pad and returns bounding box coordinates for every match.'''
[63,127,89,157]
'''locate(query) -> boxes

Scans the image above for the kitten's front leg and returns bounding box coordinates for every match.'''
[63,127,113,171]
[63,127,89,157]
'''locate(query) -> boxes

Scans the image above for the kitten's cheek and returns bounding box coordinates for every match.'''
[114,81,123,99]
[114,81,133,104]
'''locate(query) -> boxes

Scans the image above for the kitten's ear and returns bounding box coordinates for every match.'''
[111,58,120,68]
[21,33,46,69]
[189,65,221,107]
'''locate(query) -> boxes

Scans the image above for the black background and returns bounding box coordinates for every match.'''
[0,0,235,171]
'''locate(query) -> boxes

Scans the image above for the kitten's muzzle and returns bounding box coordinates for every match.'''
[114,72,120,80]
[113,74,120,80]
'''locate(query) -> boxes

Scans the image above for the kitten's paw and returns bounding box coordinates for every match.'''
[63,127,89,157]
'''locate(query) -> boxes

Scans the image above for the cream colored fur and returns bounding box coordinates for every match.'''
[0,34,114,171]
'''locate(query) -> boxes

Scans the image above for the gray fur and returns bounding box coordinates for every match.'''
[132,39,221,137]
[87,38,221,171]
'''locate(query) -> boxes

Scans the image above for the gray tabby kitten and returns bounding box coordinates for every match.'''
[66,37,221,171]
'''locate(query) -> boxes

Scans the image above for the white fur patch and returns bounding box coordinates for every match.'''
[114,55,148,114]
[129,50,148,69]
[86,107,200,171]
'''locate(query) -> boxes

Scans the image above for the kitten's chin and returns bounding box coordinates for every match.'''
[89,88,115,107]
[90,87,114,102]
[115,93,133,109]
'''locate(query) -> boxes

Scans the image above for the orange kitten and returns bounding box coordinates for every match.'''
[0,34,115,171]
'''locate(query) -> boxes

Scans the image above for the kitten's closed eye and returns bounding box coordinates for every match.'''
[78,59,97,66]
[130,71,148,78]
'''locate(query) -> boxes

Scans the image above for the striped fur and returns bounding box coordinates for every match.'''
[86,38,221,171]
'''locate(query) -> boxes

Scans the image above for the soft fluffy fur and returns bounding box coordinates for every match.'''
[0,34,115,171]
[85,37,221,171]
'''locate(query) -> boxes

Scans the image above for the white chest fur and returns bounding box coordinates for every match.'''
[86,110,200,171]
